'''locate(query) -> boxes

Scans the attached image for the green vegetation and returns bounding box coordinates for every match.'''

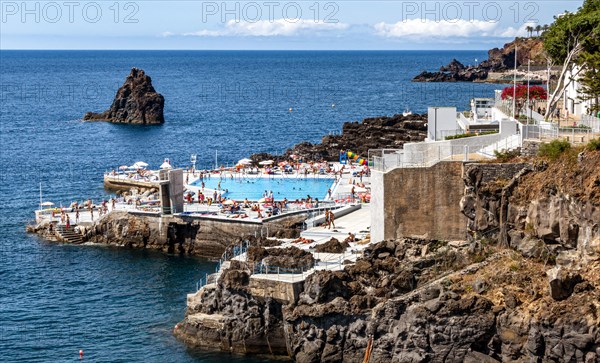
[445,130,498,140]
[543,0,600,117]
[538,139,572,160]
[586,138,600,151]
[493,148,521,162]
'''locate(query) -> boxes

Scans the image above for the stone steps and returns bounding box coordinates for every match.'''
[56,225,84,244]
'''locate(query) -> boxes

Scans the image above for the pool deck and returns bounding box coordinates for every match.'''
[37,163,371,240]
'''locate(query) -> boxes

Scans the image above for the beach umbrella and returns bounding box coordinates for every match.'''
[132,161,148,169]
[259,160,274,166]
[237,158,253,165]
[160,161,173,169]
[40,201,54,207]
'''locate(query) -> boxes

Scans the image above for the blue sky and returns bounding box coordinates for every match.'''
[0,1,583,49]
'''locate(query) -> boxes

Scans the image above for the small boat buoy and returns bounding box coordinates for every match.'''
[331,103,335,108]
[289,107,293,112]
[79,350,84,359]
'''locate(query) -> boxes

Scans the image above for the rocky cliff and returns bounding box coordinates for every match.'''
[83,68,165,124]
[27,211,303,259]
[251,113,427,162]
[175,150,600,362]
[413,37,546,82]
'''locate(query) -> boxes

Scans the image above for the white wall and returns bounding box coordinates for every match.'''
[370,170,385,242]
[428,107,458,141]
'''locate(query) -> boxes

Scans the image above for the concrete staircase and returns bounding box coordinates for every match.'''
[55,224,84,244]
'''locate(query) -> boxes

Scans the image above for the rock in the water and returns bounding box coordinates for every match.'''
[83,67,164,125]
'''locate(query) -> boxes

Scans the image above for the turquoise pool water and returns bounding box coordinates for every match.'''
[190,176,335,201]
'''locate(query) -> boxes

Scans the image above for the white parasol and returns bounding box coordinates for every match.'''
[259,160,274,166]
[237,158,253,166]
[132,161,148,169]
[160,161,173,169]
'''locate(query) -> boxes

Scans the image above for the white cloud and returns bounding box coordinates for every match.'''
[373,19,539,39]
[183,19,349,37]
[374,19,498,38]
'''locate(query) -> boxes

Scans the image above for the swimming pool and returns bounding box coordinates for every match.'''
[190,176,335,201]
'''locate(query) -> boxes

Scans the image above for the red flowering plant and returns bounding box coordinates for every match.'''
[501,85,547,115]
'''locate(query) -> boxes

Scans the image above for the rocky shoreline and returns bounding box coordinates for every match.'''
[174,150,600,362]
[251,113,427,162]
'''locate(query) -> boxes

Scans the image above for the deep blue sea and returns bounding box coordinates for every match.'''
[0,50,507,362]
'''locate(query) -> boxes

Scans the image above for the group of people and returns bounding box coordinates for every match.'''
[52,197,118,226]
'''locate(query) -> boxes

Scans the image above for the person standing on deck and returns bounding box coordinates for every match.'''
[329,211,336,229]
[111,198,116,210]
[324,210,330,229]
[66,215,70,229]
[75,208,79,224]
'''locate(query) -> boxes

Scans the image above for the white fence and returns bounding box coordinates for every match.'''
[372,144,492,172]
[580,114,600,132]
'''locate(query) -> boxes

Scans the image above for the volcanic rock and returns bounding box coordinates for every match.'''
[251,113,427,162]
[83,67,164,125]
[314,238,349,253]
[413,37,545,82]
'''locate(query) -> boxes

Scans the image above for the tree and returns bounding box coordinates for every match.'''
[535,25,542,36]
[577,43,600,114]
[526,26,534,37]
[542,0,600,120]
[501,85,548,115]
[542,24,550,34]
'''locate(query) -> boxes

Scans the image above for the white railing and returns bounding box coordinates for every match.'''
[478,134,522,158]
[580,114,600,132]
[372,144,492,172]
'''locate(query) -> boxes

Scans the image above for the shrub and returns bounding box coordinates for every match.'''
[445,130,498,140]
[586,138,600,151]
[494,148,521,162]
[538,139,571,160]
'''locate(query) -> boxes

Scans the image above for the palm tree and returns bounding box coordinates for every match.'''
[535,25,542,36]
[526,26,534,37]
[542,24,550,34]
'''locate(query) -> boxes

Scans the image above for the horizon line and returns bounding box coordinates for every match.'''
[0,48,488,51]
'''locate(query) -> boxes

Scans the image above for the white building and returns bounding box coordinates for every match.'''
[564,65,595,116]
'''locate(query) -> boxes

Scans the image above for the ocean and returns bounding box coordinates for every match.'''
[0,50,506,362]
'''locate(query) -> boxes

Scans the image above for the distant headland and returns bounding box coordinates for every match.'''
[413,37,547,83]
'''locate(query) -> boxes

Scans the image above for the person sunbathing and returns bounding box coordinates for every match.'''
[344,233,356,243]
[292,237,314,244]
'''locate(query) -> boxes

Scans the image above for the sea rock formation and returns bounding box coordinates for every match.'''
[412,58,489,82]
[251,113,427,162]
[413,37,546,82]
[83,68,165,124]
